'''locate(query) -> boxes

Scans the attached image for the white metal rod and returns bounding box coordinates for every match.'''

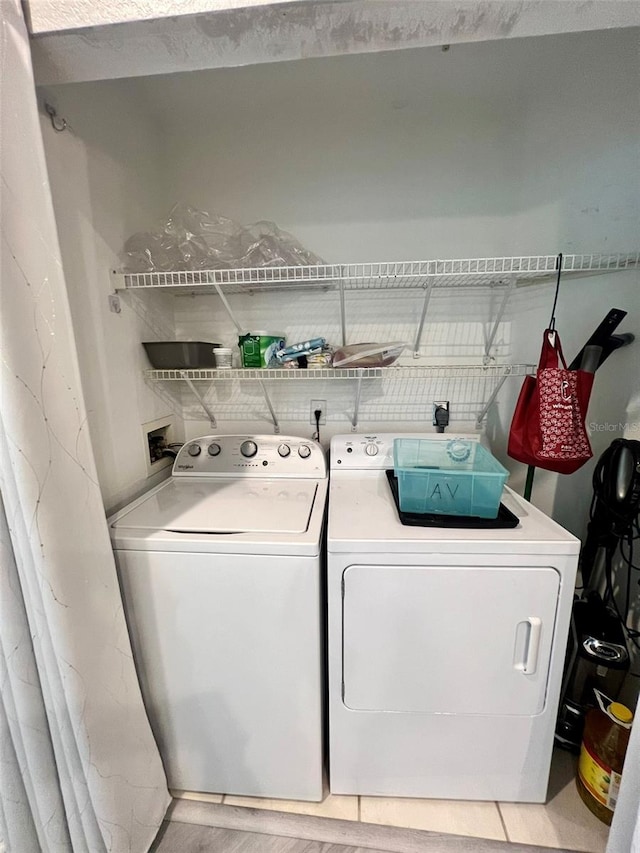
[213,281,244,333]
[413,280,436,358]
[475,370,511,427]
[351,374,363,432]
[181,372,217,427]
[484,278,516,360]
[259,380,280,434]
[339,280,347,346]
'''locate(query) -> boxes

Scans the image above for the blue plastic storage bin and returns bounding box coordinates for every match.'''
[393,438,509,518]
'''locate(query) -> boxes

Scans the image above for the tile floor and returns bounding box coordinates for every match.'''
[172,749,611,853]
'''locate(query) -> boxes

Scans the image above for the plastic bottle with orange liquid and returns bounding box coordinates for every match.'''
[576,700,633,825]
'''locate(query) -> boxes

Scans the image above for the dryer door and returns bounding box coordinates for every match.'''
[342,565,560,716]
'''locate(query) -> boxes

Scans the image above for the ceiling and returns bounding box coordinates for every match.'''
[29,0,640,86]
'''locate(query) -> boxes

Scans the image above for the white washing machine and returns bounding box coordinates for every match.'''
[327,433,580,803]
[110,434,327,801]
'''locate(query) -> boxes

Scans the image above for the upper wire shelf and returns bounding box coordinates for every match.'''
[145,364,536,381]
[113,253,639,295]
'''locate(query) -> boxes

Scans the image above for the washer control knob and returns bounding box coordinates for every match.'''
[278,444,291,457]
[298,444,312,459]
[240,440,258,458]
[365,443,379,456]
[187,443,201,457]
[207,442,221,457]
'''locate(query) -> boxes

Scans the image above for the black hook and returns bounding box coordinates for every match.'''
[44,102,67,133]
[549,252,563,330]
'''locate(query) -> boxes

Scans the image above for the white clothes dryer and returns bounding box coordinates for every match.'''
[327,433,580,803]
[110,435,327,801]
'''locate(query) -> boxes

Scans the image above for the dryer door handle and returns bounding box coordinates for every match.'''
[515,617,542,675]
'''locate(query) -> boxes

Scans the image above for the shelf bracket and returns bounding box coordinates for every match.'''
[413,279,436,358]
[212,280,244,334]
[339,280,347,346]
[483,277,516,364]
[181,372,217,428]
[351,373,363,432]
[475,368,512,428]
[259,380,280,434]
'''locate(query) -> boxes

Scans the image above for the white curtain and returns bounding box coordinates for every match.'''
[607,707,640,853]
[0,2,170,851]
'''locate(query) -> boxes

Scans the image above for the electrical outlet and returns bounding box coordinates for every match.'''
[433,401,450,429]
[310,400,327,425]
[143,415,177,477]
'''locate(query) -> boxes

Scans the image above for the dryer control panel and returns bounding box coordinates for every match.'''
[173,435,326,478]
[330,433,482,470]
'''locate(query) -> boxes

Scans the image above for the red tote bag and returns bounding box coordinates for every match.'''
[508,329,594,474]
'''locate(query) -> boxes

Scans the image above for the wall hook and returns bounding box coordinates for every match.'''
[44,102,67,132]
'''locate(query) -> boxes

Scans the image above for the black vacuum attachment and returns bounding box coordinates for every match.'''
[568,308,634,371]
[556,438,640,751]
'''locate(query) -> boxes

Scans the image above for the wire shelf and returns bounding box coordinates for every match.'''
[113,253,639,295]
[145,364,536,381]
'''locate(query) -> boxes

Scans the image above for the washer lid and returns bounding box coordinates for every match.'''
[112,478,318,534]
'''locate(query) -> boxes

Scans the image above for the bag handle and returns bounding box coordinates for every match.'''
[540,328,568,370]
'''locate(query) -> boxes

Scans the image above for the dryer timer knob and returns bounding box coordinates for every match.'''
[240,440,258,458]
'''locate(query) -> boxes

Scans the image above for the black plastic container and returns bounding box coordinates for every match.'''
[143,342,221,369]
[555,593,629,752]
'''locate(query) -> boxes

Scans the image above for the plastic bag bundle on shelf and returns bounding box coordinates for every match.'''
[121,203,325,272]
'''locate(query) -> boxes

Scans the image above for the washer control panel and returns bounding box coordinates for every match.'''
[173,435,326,478]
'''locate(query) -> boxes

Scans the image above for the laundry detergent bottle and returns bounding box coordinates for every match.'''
[576,700,633,825]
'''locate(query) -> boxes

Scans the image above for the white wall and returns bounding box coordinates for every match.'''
[39,82,185,513]
[491,25,640,531]
[155,28,639,259]
[158,28,638,535]
[41,27,639,533]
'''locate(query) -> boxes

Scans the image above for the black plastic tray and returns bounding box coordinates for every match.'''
[385,469,519,529]
[143,341,221,369]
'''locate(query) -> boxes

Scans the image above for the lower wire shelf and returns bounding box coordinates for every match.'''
[144,363,535,433]
[144,364,536,381]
